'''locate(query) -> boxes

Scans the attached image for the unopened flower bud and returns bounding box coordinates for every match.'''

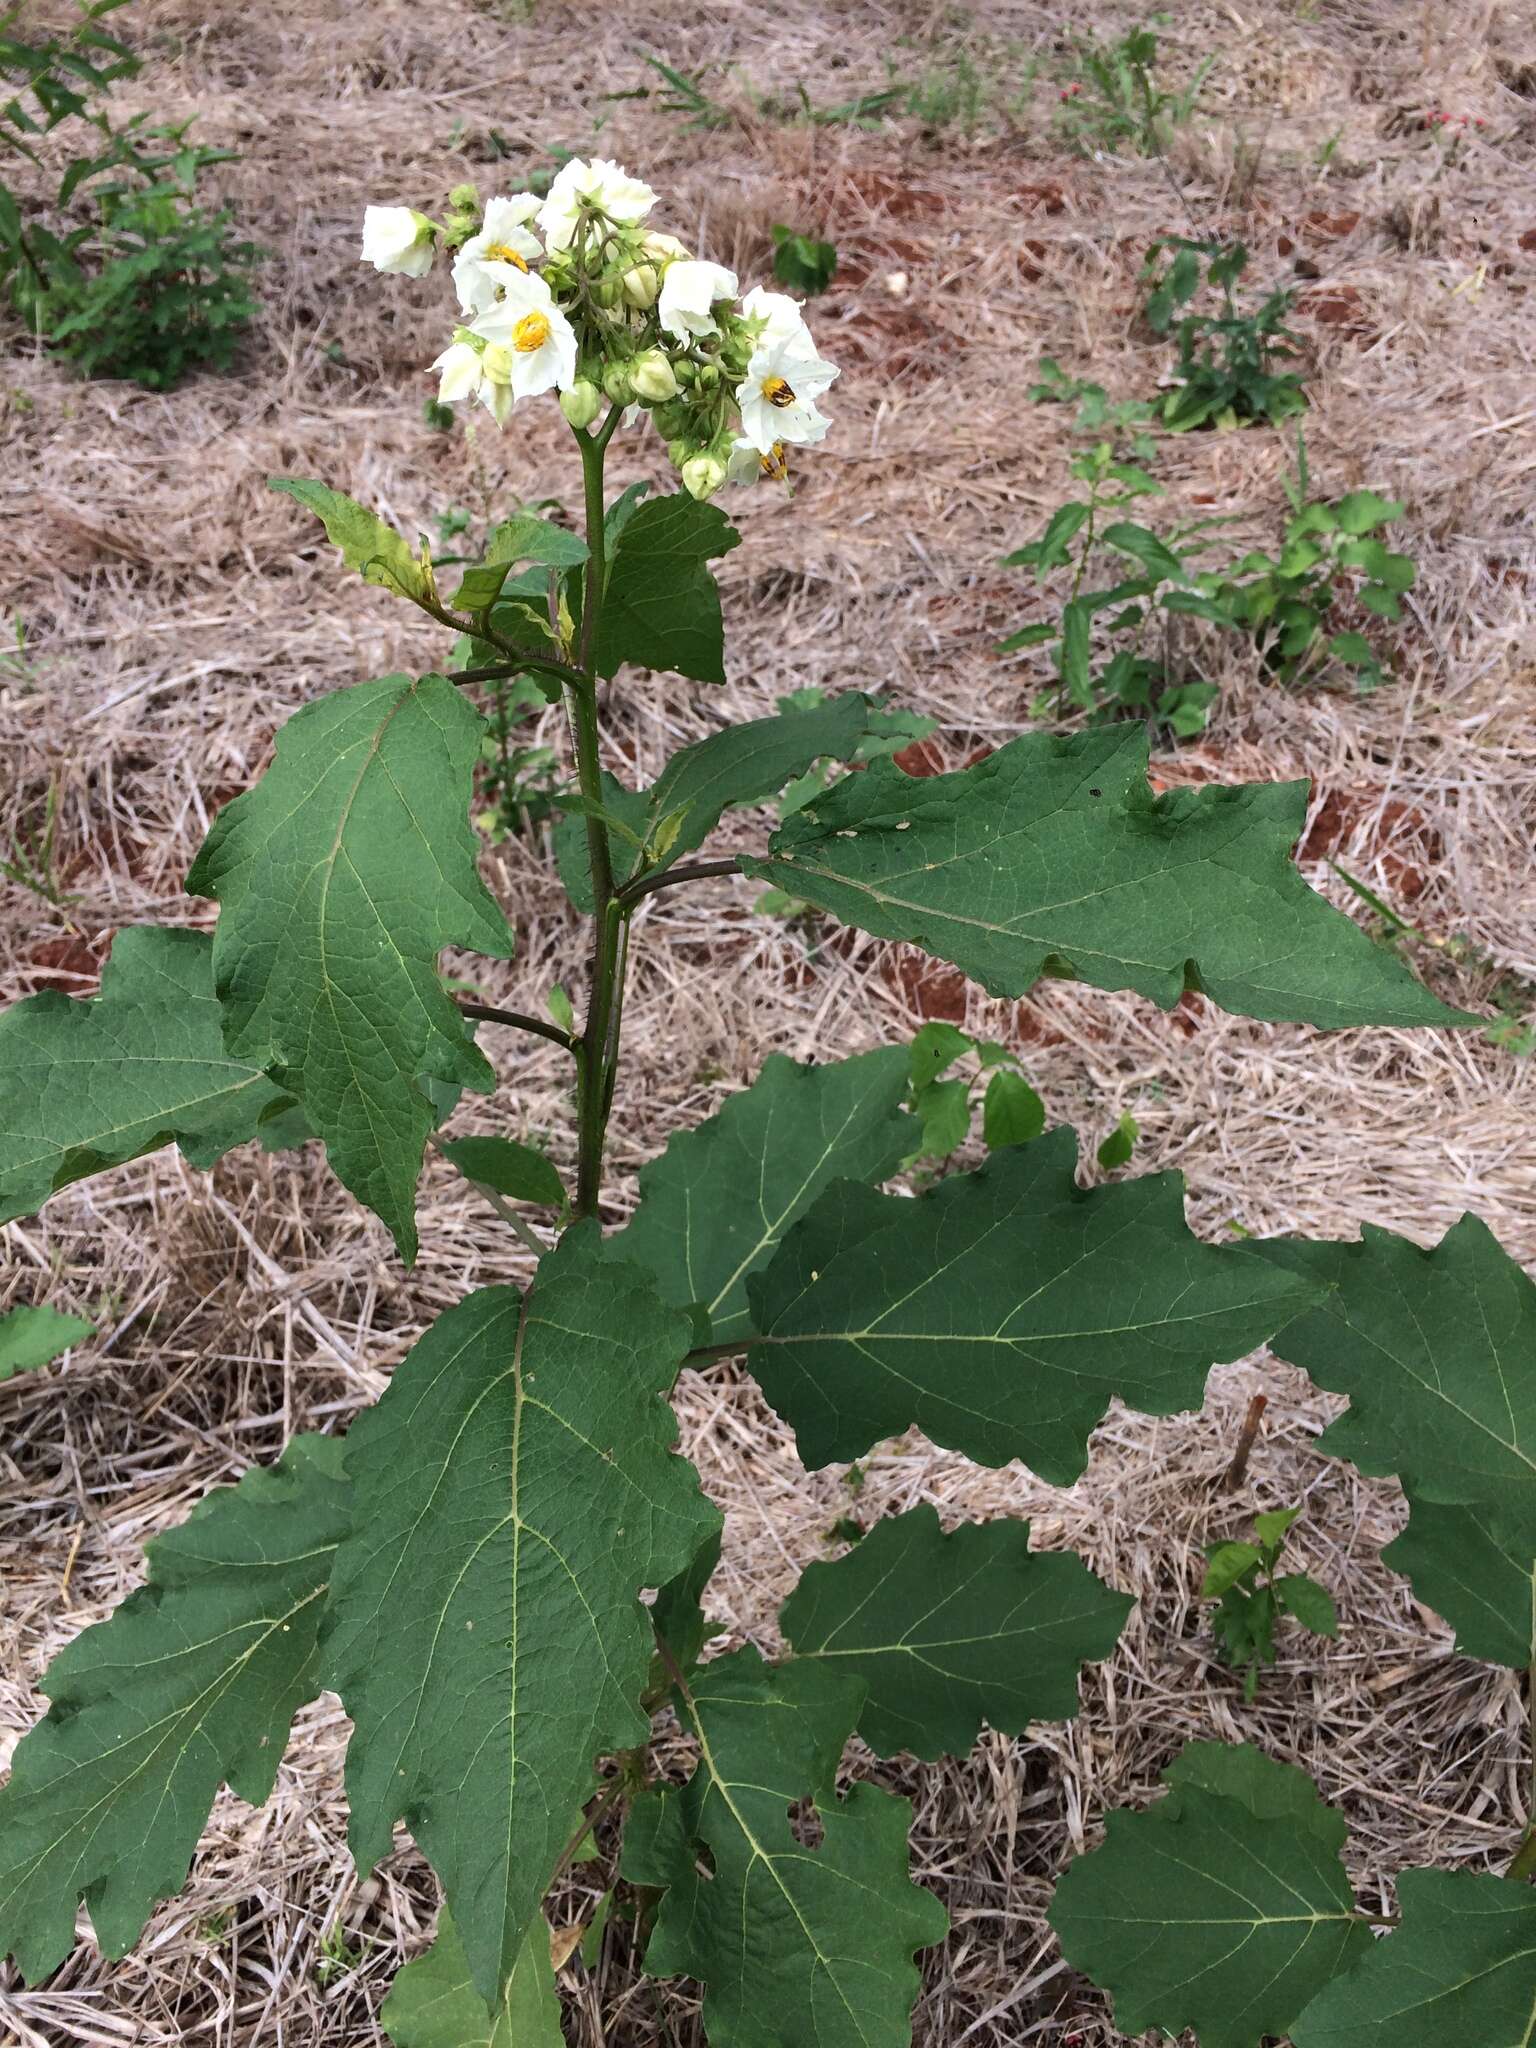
[622,262,660,309]
[630,349,678,402]
[681,452,727,501]
[480,343,514,385]
[696,361,721,392]
[652,400,691,438]
[593,274,625,309]
[666,436,695,468]
[448,183,480,213]
[602,359,635,404]
[560,379,603,429]
[642,230,689,266]
[672,357,698,387]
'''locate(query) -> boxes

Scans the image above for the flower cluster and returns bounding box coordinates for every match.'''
[360,159,839,499]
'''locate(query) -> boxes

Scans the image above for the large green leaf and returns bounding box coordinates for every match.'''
[593,491,740,685]
[270,478,429,603]
[323,1229,719,2007]
[746,1130,1322,1481]
[741,726,1465,1028]
[1382,1499,1536,1669]
[1050,1742,1372,2048]
[780,1505,1132,1759]
[612,1047,918,1347]
[0,925,291,1224]
[381,1908,561,2048]
[186,673,514,1262]
[1262,1215,1536,1661]
[1293,1868,1536,2047]
[0,1304,94,1382]
[623,1647,946,2048]
[0,1435,350,1982]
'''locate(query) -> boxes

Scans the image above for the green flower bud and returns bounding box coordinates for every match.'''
[666,436,696,469]
[593,274,625,309]
[681,452,727,501]
[602,359,635,404]
[696,361,721,393]
[672,357,698,387]
[447,183,480,213]
[622,262,660,310]
[651,400,691,438]
[629,349,679,403]
[560,379,603,429]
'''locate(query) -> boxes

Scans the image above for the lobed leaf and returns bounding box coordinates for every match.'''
[0,1304,94,1382]
[1293,1868,1536,2046]
[780,1505,1132,1758]
[593,491,741,685]
[741,726,1468,1028]
[1381,1499,1535,1668]
[623,1647,946,2048]
[745,1129,1323,1482]
[323,1229,720,2007]
[381,1908,561,2048]
[186,673,514,1262]
[612,1047,918,1347]
[0,1436,350,1982]
[0,925,291,1226]
[1049,1742,1372,2048]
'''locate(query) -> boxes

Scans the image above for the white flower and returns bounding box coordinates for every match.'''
[469,270,578,400]
[736,333,838,453]
[658,258,739,341]
[726,435,790,488]
[361,205,434,278]
[451,193,542,314]
[536,157,656,252]
[430,339,514,427]
[740,283,811,350]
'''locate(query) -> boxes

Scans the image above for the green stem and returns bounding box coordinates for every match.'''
[570,411,626,1219]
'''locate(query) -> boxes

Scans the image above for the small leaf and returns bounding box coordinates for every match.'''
[1252,1505,1302,1548]
[1050,1742,1372,2048]
[1101,521,1191,585]
[612,1047,917,1348]
[781,1505,1131,1758]
[439,1137,566,1210]
[911,1076,972,1160]
[908,1020,972,1087]
[593,492,741,685]
[1201,1540,1263,1597]
[1096,1112,1138,1169]
[771,224,837,295]
[0,1437,351,1981]
[1333,488,1403,536]
[982,1068,1045,1148]
[623,1647,946,2048]
[0,926,292,1225]
[0,1304,94,1382]
[742,727,1469,1030]
[651,1530,724,1678]
[746,1131,1324,1482]
[997,621,1058,653]
[1274,1572,1338,1637]
[186,674,514,1262]
[381,1908,561,2048]
[324,1231,719,2006]
[270,478,428,603]
[546,985,575,1037]
[1293,1868,1536,2047]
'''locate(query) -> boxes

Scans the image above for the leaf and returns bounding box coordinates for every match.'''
[593,491,741,685]
[745,1130,1323,1482]
[1049,1742,1372,2048]
[1381,1499,1535,1668]
[911,1075,971,1160]
[982,1068,1045,1148]
[186,674,514,1262]
[1096,1111,1138,1168]
[1333,488,1402,536]
[1274,1572,1337,1637]
[1201,1540,1263,1597]
[439,1136,567,1211]
[780,1505,1132,1759]
[381,1908,561,2048]
[0,1304,94,1382]
[0,1436,350,1982]
[623,1647,946,2048]
[323,1229,719,2006]
[453,514,588,614]
[1101,521,1191,585]
[741,727,1467,1030]
[651,1529,724,1678]
[611,1047,918,1348]
[270,478,428,603]
[553,774,651,914]
[1293,1868,1536,2047]
[0,926,291,1225]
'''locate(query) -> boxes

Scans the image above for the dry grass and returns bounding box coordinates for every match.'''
[3,0,1535,2039]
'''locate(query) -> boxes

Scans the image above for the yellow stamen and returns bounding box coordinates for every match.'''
[760,442,789,482]
[762,374,796,409]
[512,311,551,353]
[484,242,529,272]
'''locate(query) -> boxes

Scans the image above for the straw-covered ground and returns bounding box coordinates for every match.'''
[3,0,1535,2041]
